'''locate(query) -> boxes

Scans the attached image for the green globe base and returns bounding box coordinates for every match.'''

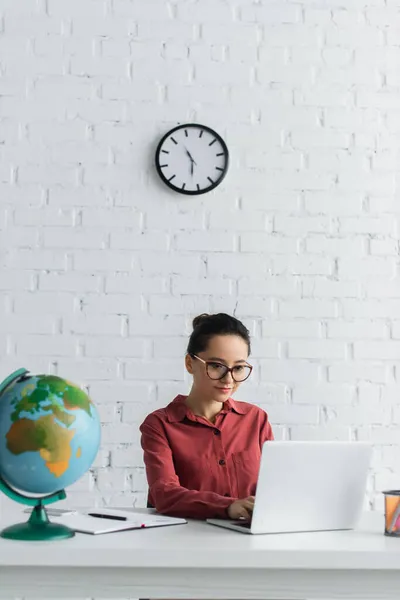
[0,504,75,541]
[1,521,75,541]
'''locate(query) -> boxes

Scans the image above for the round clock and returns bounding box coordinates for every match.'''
[155,123,229,195]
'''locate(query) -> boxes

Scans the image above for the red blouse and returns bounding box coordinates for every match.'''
[140,395,274,519]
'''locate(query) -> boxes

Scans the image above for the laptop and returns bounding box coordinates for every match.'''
[207,441,372,535]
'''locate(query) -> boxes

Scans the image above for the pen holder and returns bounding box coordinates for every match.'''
[383,490,400,536]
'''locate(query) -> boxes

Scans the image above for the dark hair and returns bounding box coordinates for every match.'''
[187,313,251,356]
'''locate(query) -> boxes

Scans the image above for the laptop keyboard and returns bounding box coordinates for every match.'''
[234,520,252,528]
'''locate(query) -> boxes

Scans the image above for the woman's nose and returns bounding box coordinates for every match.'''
[221,370,234,383]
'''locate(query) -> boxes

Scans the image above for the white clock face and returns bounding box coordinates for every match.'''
[155,124,229,195]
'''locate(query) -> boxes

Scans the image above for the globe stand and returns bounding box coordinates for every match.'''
[1,502,75,541]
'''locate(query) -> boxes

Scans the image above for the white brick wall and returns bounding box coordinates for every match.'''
[0,0,400,517]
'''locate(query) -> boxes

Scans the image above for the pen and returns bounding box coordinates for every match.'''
[88,513,127,521]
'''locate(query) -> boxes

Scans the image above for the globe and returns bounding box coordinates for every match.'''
[0,368,101,541]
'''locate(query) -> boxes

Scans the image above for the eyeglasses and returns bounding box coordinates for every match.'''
[191,355,253,382]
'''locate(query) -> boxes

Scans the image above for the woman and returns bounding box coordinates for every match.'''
[140,313,274,521]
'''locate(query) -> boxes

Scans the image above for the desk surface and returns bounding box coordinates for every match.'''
[0,508,396,569]
[2,507,400,600]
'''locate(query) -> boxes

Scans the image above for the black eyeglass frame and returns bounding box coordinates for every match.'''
[191,354,253,382]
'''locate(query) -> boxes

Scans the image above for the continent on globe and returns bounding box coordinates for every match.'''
[6,415,75,477]
[10,376,92,422]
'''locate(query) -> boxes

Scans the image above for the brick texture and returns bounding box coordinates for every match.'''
[1,0,400,515]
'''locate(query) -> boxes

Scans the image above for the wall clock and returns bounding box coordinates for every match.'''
[155,123,229,195]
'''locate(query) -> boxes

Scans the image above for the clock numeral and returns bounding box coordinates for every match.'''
[209,139,217,146]
[184,129,188,137]
[182,183,186,190]
[171,137,178,145]
[207,177,214,184]
[216,152,224,156]
[196,184,200,191]
[216,167,224,172]
[161,150,169,154]
[199,130,204,138]
[160,164,168,168]
[168,175,176,182]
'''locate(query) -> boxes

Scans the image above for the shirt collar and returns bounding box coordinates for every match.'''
[166,395,249,423]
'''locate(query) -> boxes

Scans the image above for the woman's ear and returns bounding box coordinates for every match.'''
[185,353,194,374]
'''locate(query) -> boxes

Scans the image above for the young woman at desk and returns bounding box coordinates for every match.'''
[140,313,274,521]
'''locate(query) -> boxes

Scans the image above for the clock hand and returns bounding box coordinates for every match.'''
[185,147,197,165]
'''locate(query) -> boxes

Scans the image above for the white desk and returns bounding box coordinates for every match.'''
[1,508,400,599]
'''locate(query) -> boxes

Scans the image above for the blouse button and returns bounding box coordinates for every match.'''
[219,459,226,466]
[214,430,220,436]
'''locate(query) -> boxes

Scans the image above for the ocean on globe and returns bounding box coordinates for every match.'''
[0,373,101,495]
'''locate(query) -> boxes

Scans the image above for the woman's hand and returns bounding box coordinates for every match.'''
[227,496,255,520]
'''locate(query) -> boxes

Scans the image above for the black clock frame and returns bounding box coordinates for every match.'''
[154,123,229,196]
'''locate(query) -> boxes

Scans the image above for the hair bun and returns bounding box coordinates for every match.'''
[192,313,210,329]
[187,312,251,356]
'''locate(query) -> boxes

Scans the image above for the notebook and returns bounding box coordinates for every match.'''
[51,508,187,535]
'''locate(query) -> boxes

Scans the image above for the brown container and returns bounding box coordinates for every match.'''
[383,490,400,536]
